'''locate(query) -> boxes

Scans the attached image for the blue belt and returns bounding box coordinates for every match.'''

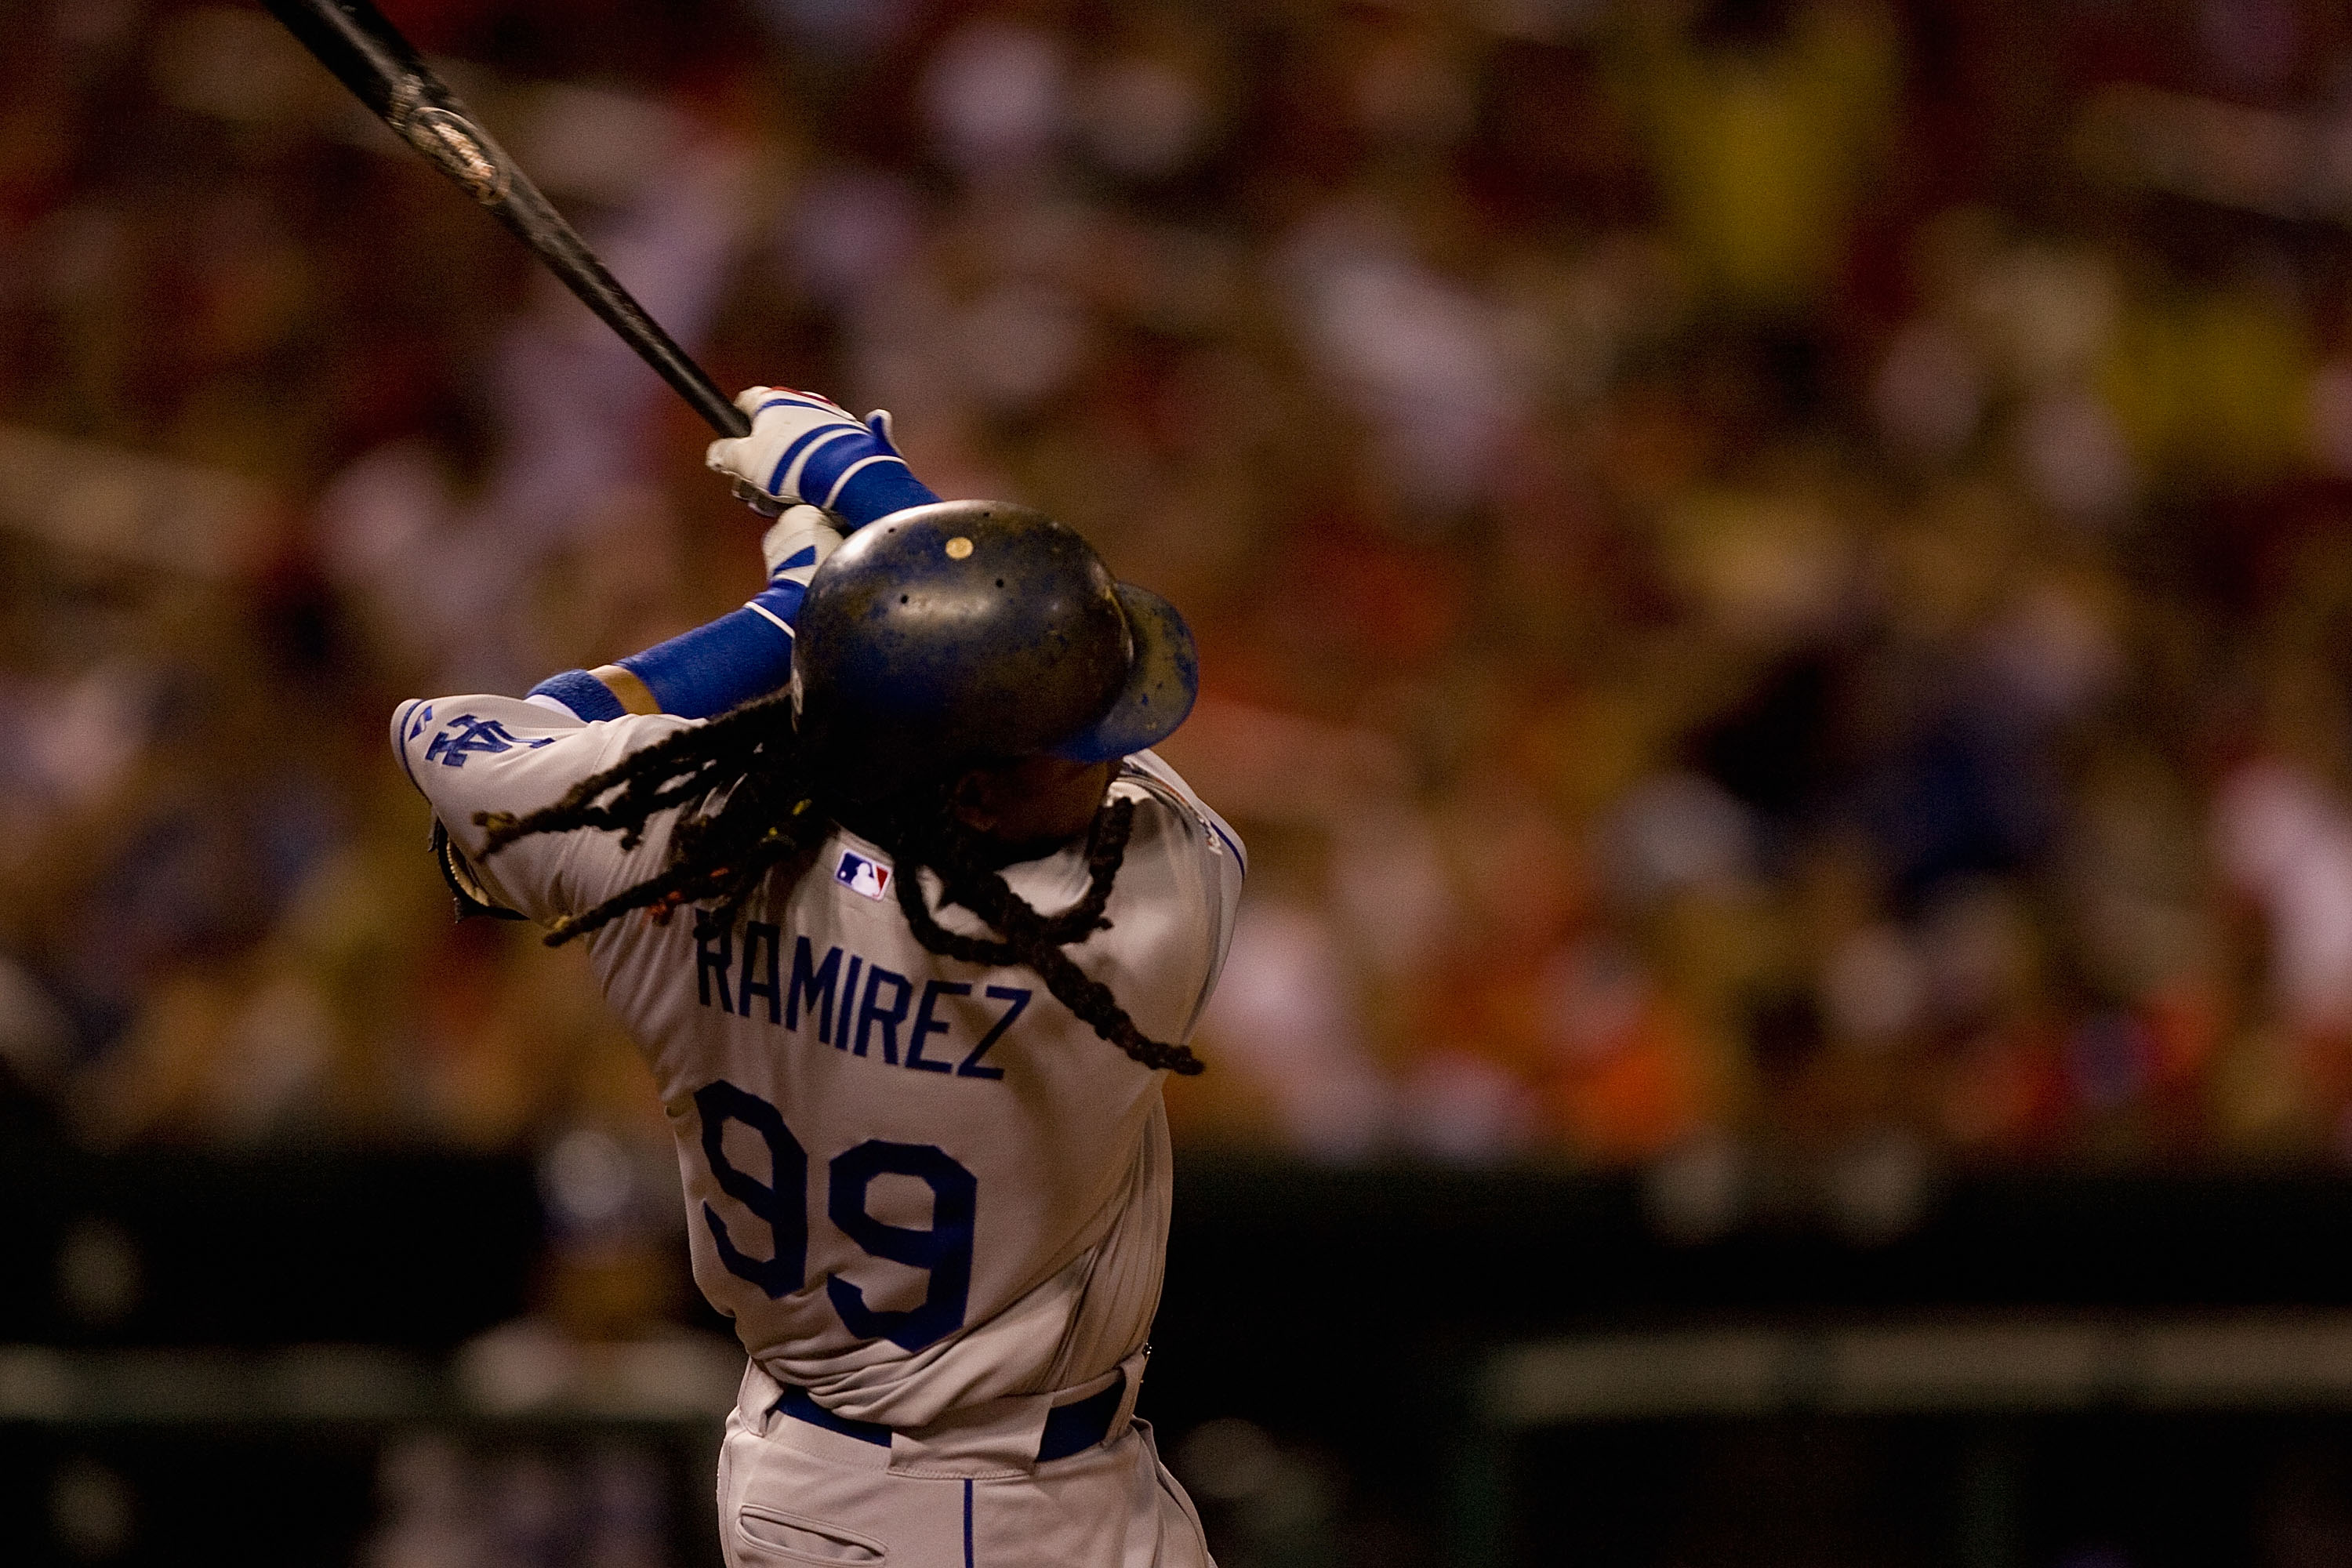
[775,1373,1127,1463]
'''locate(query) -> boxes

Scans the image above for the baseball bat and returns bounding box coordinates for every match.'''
[260,0,751,441]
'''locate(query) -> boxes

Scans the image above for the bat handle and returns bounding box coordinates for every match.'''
[662,354,751,439]
[495,188,750,437]
[731,480,786,518]
[604,299,748,438]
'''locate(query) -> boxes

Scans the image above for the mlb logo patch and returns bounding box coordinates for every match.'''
[836,850,892,902]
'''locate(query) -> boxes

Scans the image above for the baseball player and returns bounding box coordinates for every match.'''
[391,388,1244,1566]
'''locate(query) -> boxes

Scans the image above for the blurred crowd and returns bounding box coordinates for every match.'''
[9,0,2352,1186]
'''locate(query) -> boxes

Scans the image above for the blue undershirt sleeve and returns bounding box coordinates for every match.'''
[612,580,809,720]
[788,417,941,530]
[526,667,626,722]
[830,463,938,529]
[526,579,812,724]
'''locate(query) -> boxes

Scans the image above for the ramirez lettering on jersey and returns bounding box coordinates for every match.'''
[694,914,1027,1081]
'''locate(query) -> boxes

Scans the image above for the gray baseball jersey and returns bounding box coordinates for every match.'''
[392,695,1244,1428]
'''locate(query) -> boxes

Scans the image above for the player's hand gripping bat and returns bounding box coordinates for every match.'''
[260,0,779,503]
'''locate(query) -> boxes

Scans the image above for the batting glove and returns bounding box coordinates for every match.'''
[761,503,842,590]
[706,387,933,530]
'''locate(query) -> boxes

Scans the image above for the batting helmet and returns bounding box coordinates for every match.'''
[791,500,1197,794]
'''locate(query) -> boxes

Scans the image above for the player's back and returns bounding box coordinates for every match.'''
[594,756,1240,1427]
[396,695,1242,1428]
[400,691,1251,1439]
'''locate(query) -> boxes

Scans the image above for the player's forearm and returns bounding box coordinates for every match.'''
[529,590,800,720]
[814,452,938,531]
[532,387,946,723]
[530,498,873,721]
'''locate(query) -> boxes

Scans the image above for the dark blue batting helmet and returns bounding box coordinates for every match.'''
[791,500,1197,793]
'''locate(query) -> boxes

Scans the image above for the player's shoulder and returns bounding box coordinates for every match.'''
[394,691,572,759]
[390,693,697,789]
[1113,750,1247,877]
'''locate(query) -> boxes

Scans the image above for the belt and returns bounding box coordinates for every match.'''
[774,1372,1127,1463]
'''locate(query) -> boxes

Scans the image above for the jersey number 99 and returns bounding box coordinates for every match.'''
[694,1080,976,1352]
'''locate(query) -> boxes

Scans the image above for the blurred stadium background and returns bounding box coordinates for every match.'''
[15,0,2352,1562]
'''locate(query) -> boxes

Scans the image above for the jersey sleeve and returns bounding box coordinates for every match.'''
[1116,749,1247,1042]
[390,694,700,927]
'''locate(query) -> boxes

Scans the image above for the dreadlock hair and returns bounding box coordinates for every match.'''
[473,693,1204,1075]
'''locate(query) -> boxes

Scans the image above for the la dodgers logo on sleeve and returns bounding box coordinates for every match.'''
[835,849,891,900]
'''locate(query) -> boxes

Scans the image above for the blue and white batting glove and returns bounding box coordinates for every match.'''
[705,386,939,531]
[751,504,843,630]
